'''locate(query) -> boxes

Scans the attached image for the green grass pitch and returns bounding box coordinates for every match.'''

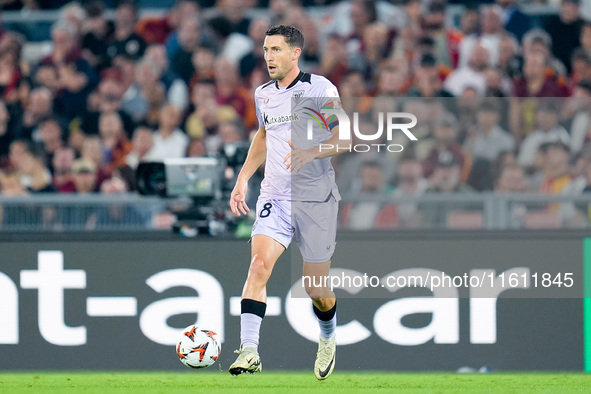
[0,372,589,393]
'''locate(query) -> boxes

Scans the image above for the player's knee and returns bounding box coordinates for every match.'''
[247,254,271,284]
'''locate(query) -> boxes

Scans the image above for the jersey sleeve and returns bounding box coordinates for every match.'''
[254,88,265,128]
[315,81,341,131]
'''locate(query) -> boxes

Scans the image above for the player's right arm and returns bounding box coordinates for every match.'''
[229,126,267,216]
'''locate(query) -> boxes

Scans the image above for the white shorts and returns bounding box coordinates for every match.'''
[251,196,338,263]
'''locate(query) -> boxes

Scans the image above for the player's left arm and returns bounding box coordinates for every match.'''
[313,124,350,158]
[284,125,349,172]
[284,87,350,172]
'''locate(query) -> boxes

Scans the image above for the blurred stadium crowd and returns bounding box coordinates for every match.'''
[0,0,591,230]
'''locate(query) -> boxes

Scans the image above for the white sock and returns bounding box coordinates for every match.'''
[317,313,337,340]
[240,313,262,350]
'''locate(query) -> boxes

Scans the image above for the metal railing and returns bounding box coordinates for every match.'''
[338,192,591,230]
[0,193,172,232]
[1,192,590,232]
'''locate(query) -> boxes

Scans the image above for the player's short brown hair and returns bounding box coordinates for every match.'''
[266,25,305,50]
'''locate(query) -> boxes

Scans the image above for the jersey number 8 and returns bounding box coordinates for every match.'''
[259,203,273,218]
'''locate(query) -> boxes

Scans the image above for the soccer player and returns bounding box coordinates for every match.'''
[228,25,347,380]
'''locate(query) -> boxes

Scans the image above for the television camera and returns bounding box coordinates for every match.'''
[136,141,250,236]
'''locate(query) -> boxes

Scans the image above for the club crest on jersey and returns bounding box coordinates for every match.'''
[292,90,305,103]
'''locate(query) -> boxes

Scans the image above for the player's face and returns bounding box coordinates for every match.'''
[263,35,297,81]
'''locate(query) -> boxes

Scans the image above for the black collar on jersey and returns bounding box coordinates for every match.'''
[275,71,311,89]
